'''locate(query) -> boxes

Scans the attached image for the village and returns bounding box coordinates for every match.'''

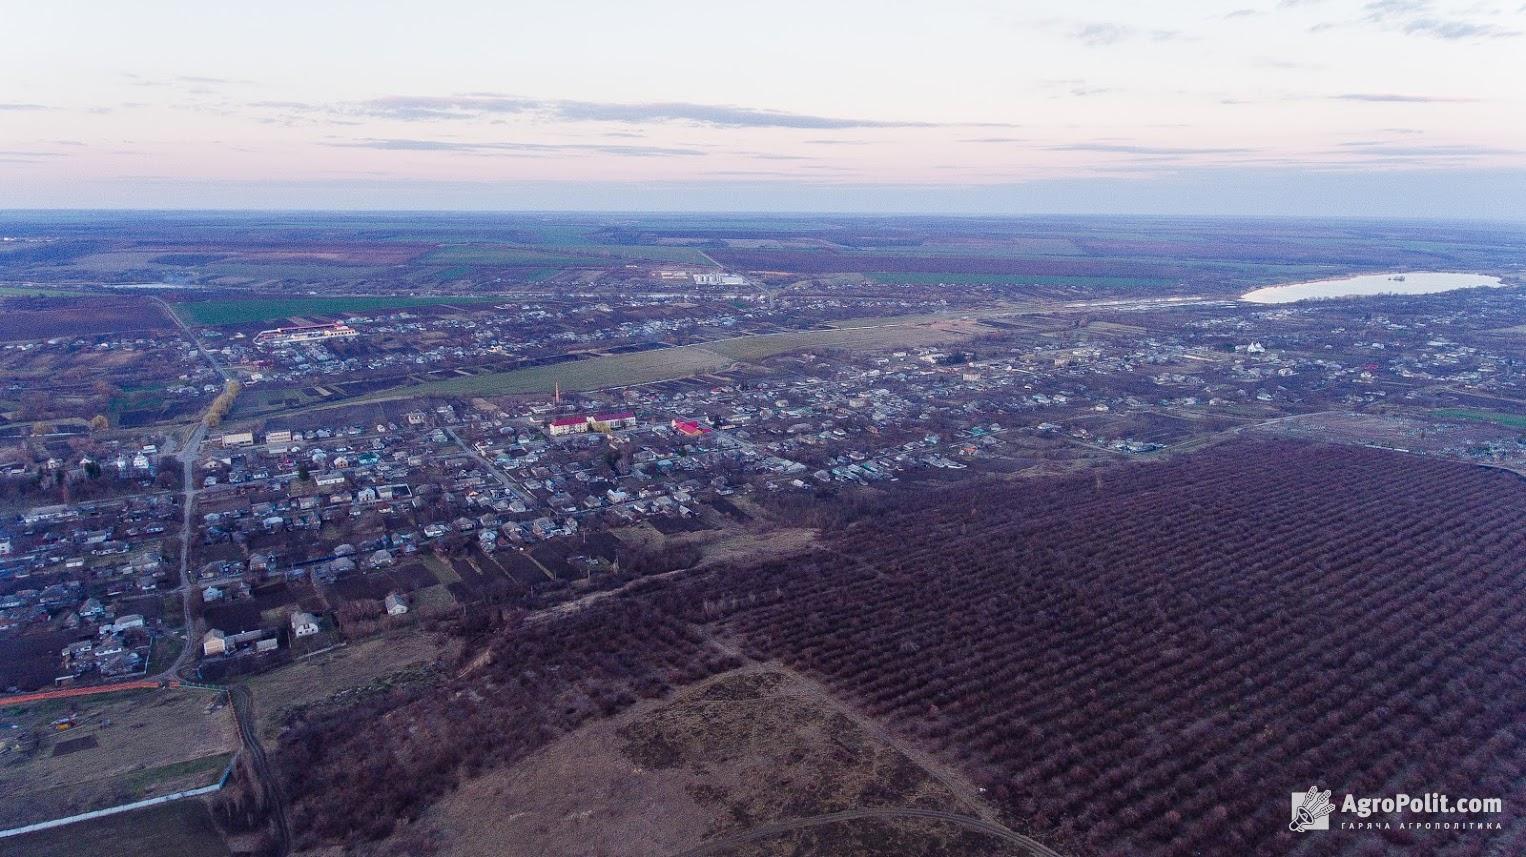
[2,281,1524,695]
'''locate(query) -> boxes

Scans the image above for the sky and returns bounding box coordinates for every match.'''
[2,0,1524,217]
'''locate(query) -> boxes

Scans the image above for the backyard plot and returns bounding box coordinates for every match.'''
[0,687,236,828]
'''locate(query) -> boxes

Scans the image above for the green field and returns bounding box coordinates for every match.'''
[174,295,505,326]
[331,317,984,406]
[1432,408,1526,430]
[424,243,712,267]
[868,272,1175,289]
[4,800,228,857]
[517,268,561,283]
[353,345,734,403]
[705,321,982,361]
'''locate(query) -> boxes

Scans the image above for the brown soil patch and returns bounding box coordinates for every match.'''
[373,666,1005,857]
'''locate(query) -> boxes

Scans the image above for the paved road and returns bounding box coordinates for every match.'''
[445,427,527,500]
[666,807,1065,857]
[228,684,292,857]
[151,294,230,679]
[152,296,230,381]
[161,419,208,679]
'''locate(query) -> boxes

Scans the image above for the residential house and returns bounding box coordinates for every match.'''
[290,611,320,638]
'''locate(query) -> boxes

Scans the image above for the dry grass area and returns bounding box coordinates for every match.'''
[532,522,817,628]
[3,798,229,857]
[707,318,991,362]
[709,816,1026,857]
[620,515,818,567]
[1255,409,1518,453]
[0,687,236,827]
[241,632,454,748]
[360,666,1015,857]
[351,344,735,405]
[690,526,818,568]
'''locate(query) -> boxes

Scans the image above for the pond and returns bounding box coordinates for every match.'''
[1242,272,1505,304]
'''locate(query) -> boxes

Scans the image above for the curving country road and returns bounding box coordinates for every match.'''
[665,807,1065,857]
[227,684,293,857]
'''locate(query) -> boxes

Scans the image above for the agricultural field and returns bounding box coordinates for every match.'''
[714,248,1198,282]
[1255,411,1526,469]
[250,435,1526,857]
[0,285,86,297]
[691,440,1526,857]
[0,295,174,340]
[868,273,1175,289]
[423,242,712,267]
[3,799,228,857]
[0,631,81,693]
[1431,407,1526,431]
[5,213,1521,300]
[0,687,237,828]
[172,294,504,327]
[705,318,992,362]
[344,343,736,404]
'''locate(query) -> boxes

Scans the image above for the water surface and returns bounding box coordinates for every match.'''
[1242,272,1504,304]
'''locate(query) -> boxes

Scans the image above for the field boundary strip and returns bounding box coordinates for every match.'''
[0,678,178,707]
[0,751,239,840]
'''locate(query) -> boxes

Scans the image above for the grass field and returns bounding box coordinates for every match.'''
[868,272,1175,289]
[3,798,228,857]
[423,243,713,267]
[1432,408,1526,430]
[241,633,451,748]
[706,319,990,361]
[353,344,735,403]
[422,246,612,267]
[0,687,237,828]
[276,316,988,408]
[174,295,504,326]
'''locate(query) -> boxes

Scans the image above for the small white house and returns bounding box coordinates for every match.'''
[202,628,227,657]
[290,611,320,638]
[384,593,409,616]
[112,614,146,633]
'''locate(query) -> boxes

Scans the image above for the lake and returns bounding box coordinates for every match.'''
[1242,272,1505,304]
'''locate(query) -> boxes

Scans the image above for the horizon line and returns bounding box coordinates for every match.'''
[2,207,1524,226]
